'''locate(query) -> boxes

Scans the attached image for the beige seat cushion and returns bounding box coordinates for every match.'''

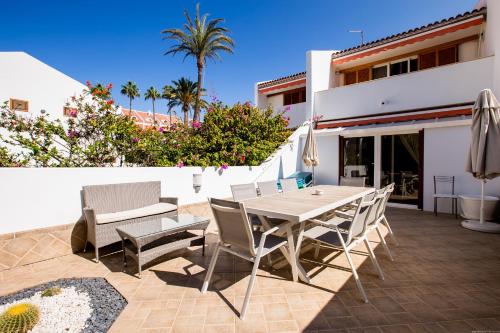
[96,203,177,224]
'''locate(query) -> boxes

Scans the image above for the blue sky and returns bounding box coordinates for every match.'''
[1,0,476,114]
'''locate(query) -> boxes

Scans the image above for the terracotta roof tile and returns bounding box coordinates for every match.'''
[332,7,486,60]
[257,71,306,89]
[121,108,179,129]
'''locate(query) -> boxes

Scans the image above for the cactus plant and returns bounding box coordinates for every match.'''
[41,286,62,297]
[0,303,40,333]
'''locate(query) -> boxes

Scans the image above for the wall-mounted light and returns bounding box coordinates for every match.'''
[193,173,202,193]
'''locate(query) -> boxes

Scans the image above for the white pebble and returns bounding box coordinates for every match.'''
[0,287,92,333]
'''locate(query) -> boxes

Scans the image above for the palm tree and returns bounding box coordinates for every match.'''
[144,87,161,126]
[162,85,176,126]
[169,78,199,126]
[161,3,234,123]
[120,81,140,114]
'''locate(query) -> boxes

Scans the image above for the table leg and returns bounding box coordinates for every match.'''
[286,224,298,282]
[257,216,310,283]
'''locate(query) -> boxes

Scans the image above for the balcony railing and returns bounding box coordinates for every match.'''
[315,57,495,119]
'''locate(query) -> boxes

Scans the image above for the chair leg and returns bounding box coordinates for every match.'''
[240,252,263,319]
[382,216,398,246]
[363,238,384,281]
[344,248,368,303]
[454,198,458,219]
[375,225,394,261]
[83,240,88,253]
[201,243,221,293]
[95,247,99,263]
[434,197,437,216]
[314,241,321,259]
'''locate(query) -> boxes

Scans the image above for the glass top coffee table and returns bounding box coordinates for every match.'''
[116,214,210,278]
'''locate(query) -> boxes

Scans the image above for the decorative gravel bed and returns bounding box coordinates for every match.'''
[0,278,127,333]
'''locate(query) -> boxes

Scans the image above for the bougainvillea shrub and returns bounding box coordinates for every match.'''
[0,84,291,168]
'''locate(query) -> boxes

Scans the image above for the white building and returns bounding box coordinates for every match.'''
[0,52,87,120]
[255,1,500,212]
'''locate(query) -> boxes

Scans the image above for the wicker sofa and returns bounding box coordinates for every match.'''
[82,181,178,262]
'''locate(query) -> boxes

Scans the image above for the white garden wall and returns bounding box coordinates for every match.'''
[0,125,308,235]
[0,166,263,234]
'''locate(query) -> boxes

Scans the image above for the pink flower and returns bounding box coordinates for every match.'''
[106,83,113,90]
[206,107,214,113]
[176,161,184,168]
[70,110,78,117]
[132,137,140,143]
[67,130,79,139]
[192,121,201,129]
[86,80,91,87]
[158,127,165,133]
[221,163,229,170]
[243,101,252,108]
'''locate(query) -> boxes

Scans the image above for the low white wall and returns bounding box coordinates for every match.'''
[423,125,500,212]
[0,165,280,235]
[0,124,308,235]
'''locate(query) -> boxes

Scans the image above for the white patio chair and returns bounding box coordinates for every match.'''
[340,176,366,187]
[378,183,398,245]
[202,198,290,319]
[231,183,258,201]
[334,183,398,248]
[433,176,458,218]
[257,180,279,196]
[231,183,261,230]
[280,178,298,192]
[304,194,384,303]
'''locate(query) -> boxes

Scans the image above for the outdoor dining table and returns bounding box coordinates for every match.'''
[242,184,374,283]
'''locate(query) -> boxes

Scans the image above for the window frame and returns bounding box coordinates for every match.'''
[9,98,29,112]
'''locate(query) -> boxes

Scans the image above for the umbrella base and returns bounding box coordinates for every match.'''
[461,220,500,233]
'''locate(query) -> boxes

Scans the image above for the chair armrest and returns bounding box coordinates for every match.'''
[160,197,178,206]
[334,210,354,219]
[262,226,281,237]
[83,207,97,225]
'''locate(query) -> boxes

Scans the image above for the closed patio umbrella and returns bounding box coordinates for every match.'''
[302,122,319,184]
[462,89,500,233]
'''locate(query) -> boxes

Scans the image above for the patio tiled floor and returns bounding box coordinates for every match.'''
[1,208,500,333]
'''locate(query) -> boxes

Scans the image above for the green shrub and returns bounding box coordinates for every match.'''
[0,84,291,168]
[41,286,62,297]
[0,303,40,333]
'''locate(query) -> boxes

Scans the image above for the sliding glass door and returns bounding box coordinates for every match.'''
[341,136,374,187]
[381,134,420,206]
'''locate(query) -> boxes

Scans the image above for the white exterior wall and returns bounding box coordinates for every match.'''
[0,52,86,120]
[423,125,500,212]
[459,40,479,62]
[487,0,500,96]
[315,57,494,119]
[267,94,283,109]
[306,51,336,120]
[300,135,339,185]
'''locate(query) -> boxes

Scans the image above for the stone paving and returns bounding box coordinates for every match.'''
[1,208,500,333]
